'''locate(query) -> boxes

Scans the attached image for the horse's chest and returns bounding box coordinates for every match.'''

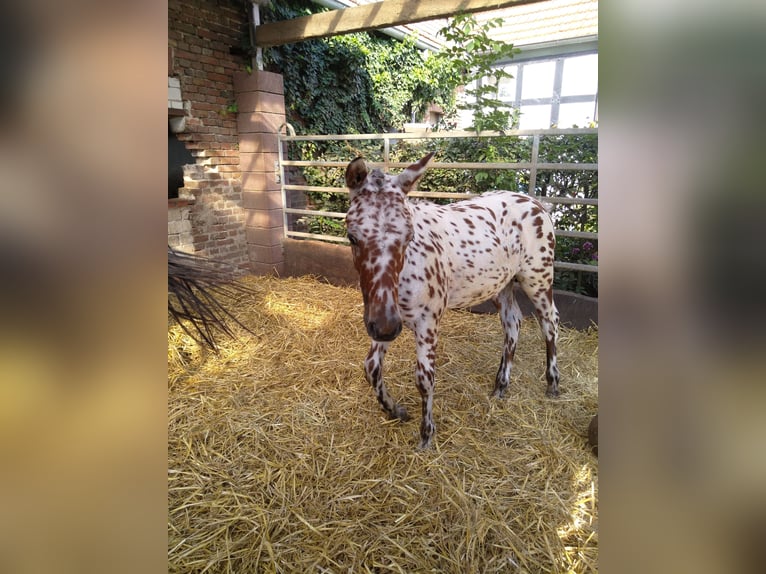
[399,236,449,305]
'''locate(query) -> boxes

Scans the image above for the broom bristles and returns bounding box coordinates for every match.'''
[167,247,253,350]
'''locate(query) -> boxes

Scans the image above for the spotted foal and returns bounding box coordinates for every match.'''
[345,153,560,449]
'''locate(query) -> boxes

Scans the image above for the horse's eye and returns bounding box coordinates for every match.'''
[347,234,358,246]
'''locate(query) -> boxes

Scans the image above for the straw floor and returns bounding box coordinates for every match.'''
[168,275,598,573]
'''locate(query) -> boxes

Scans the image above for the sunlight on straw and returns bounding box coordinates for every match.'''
[264,292,334,331]
[558,463,598,570]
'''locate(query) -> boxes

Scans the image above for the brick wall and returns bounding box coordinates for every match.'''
[168,0,250,268]
[178,165,249,270]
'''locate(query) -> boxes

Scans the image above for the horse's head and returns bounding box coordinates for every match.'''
[345,153,434,342]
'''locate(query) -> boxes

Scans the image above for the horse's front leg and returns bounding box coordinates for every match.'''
[364,341,410,422]
[414,327,439,449]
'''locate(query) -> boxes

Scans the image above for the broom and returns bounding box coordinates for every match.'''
[167,246,253,350]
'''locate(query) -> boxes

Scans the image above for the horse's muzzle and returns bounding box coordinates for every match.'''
[366,319,402,342]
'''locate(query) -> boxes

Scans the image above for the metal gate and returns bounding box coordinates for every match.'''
[277,126,598,275]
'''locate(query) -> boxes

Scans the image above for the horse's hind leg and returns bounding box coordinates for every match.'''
[518,279,560,397]
[491,283,523,398]
[365,341,410,421]
[413,325,439,449]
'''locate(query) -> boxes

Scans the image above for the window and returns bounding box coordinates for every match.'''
[518,104,553,130]
[496,71,517,100]
[168,131,193,199]
[560,54,598,97]
[520,61,556,99]
[466,51,598,129]
[558,101,598,128]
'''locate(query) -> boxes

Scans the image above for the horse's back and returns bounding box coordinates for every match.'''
[413,191,554,309]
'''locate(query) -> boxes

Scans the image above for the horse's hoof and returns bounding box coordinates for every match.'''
[491,387,506,399]
[546,387,560,398]
[416,437,433,450]
[391,406,410,422]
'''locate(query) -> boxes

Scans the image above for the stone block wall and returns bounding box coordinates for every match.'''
[234,70,287,275]
[168,201,195,253]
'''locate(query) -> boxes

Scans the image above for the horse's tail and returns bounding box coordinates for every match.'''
[528,196,555,214]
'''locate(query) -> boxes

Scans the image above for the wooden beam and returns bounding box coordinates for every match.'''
[254,0,552,48]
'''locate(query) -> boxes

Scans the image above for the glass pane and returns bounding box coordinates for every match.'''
[461,80,477,103]
[557,101,598,127]
[561,54,598,97]
[457,108,474,129]
[519,104,552,129]
[497,65,517,101]
[521,61,556,99]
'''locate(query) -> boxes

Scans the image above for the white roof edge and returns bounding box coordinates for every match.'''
[511,34,598,60]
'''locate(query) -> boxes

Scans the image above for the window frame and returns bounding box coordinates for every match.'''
[472,39,599,129]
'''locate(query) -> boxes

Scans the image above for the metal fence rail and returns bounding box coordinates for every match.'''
[277,126,598,274]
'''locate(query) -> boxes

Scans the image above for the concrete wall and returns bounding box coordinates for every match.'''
[283,238,358,287]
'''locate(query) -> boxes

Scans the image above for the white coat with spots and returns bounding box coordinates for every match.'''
[345,153,560,449]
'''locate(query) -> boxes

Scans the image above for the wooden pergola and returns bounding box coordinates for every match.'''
[253,0,552,48]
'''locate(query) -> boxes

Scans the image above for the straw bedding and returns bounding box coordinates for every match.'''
[168,275,598,573]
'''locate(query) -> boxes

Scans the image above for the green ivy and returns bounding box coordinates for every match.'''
[262,0,454,134]
[428,13,521,132]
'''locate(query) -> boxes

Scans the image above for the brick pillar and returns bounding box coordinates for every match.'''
[234,71,286,275]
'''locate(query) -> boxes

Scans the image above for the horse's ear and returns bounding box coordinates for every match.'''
[397,152,435,194]
[346,157,368,199]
